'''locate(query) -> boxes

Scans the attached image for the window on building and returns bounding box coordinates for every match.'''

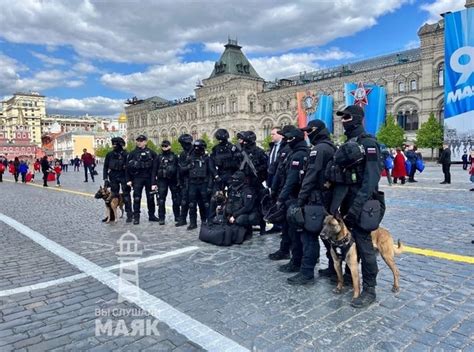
[287,100,290,109]
[406,110,419,131]
[268,103,272,112]
[280,101,284,110]
[398,82,405,93]
[221,102,225,114]
[232,101,236,113]
[397,111,406,130]
[217,104,221,115]
[249,101,254,113]
[410,80,417,91]
[437,63,444,86]
[211,105,215,115]
[263,105,266,113]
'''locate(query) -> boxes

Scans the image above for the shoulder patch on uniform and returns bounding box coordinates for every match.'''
[366,147,377,154]
[310,150,318,156]
[231,146,236,152]
[247,194,252,198]
[292,161,300,166]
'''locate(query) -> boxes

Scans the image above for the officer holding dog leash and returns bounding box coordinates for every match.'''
[328,105,384,308]
[103,137,132,223]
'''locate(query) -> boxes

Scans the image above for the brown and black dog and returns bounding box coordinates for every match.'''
[320,215,403,300]
[94,186,124,223]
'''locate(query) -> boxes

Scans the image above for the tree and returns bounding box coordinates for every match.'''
[200,133,213,153]
[231,135,239,145]
[146,140,159,153]
[126,140,135,152]
[416,112,443,159]
[95,144,112,158]
[261,134,272,151]
[170,139,183,154]
[376,113,405,148]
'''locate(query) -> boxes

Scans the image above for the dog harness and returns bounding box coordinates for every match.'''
[330,235,355,260]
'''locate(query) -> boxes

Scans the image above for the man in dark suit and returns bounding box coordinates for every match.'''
[439,143,451,184]
[266,127,285,234]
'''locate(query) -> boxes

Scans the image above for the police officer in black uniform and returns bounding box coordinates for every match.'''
[287,120,336,285]
[185,139,213,230]
[152,140,180,225]
[237,130,268,235]
[176,134,193,227]
[270,126,309,273]
[225,170,258,230]
[103,137,132,223]
[126,135,159,225]
[331,105,383,308]
[209,129,241,219]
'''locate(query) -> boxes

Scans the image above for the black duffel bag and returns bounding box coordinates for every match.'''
[358,191,385,232]
[199,224,232,246]
[303,205,326,233]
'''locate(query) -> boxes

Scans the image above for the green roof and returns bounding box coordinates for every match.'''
[209,40,262,79]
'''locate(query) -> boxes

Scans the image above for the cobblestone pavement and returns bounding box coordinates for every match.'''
[0,164,473,351]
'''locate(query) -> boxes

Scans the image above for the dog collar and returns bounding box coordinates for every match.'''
[330,235,355,260]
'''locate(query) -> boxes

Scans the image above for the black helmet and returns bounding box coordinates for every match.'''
[193,139,207,149]
[178,134,193,145]
[231,170,246,183]
[214,129,229,141]
[111,137,125,147]
[236,131,247,140]
[247,131,256,143]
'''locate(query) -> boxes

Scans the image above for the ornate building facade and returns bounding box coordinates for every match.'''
[124,12,456,144]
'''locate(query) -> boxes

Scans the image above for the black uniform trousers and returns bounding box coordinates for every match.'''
[442,163,451,183]
[300,229,321,278]
[188,181,209,225]
[178,179,190,223]
[132,177,155,217]
[109,176,132,214]
[157,178,181,221]
[352,224,378,288]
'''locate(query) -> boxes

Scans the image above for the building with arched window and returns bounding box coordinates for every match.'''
[126,4,462,144]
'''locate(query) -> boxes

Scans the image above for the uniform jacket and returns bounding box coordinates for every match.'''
[126,147,157,182]
[439,148,451,165]
[277,140,309,202]
[225,185,255,217]
[103,149,128,180]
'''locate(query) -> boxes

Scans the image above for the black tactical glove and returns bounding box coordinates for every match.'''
[344,208,359,229]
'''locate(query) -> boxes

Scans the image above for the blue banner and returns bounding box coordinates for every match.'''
[343,82,386,136]
[307,95,334,133]
[444,7,474,141]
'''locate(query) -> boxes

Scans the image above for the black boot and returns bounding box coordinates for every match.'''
[159,219,165,225]
[268,250,290,261]
[148,215,160,222]
[187,223,197,230]
[175,218,187,227]
[318,267,337,278]
[351,286,376,308]
[287,273,315,285]
[133,215,140,225]
[278,262,301,273]
[126,213,132,223]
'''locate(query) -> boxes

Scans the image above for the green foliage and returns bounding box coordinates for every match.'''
[415,112,443,158]
[126,140,135,152]
[146,140,159,153]
[170,139,183,154]
[231,135,239,145]
[261,134,272,151]
[95,144,112,158]
[376,113,405,148]
[200,133,214,153]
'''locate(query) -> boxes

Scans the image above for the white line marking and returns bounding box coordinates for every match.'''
[0,213,248,352]
[0,246,199,297]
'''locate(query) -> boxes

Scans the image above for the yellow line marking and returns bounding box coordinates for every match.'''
[404,245,474,264]
[4,180,474,264]
[380,184,467,192]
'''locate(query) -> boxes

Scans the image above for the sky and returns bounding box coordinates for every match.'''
[0,0,467,119]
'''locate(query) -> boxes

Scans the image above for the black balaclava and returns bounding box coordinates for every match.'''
[231,171,246,190]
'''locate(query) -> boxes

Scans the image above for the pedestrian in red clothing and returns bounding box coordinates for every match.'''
[54,161,62,187]
[392,147,407,185]
[81,148,95,182]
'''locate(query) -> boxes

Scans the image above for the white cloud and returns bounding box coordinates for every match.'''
[46,96,124,116]
[0,0,409,64]
[72,62,98,73]
[404,39,420,50]
[0,52,85,95]
[31,51,67,66]
[100,48,354,97]
[420,0,466,23]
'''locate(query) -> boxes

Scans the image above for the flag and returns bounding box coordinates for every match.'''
[296,91,334,133]
[344,82,386,136]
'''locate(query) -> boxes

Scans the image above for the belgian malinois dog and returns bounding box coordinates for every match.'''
[320,215,403,300]
[94,186,124,223]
